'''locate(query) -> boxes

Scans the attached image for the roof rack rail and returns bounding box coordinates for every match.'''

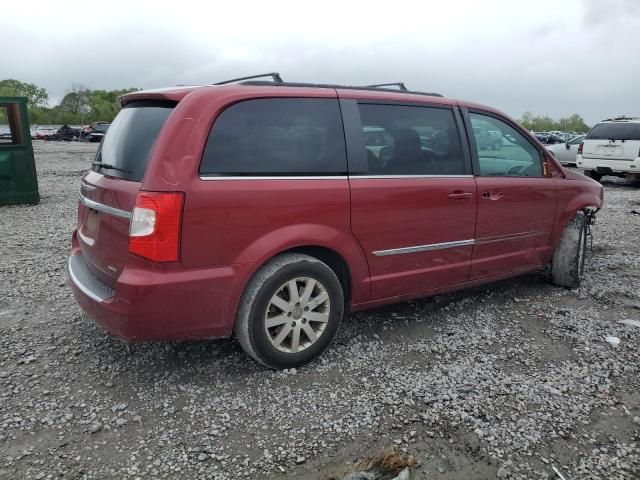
[366,82,408,91]
[239,80,443,98]
[214,72,283,85]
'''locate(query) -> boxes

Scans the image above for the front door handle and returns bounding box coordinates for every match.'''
[448,191,473,200]
[481,191,504,201]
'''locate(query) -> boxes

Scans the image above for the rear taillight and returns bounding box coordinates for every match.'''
[129,192,184,262]
[577,142,584,155]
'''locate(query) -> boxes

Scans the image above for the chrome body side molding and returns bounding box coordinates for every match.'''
[373,239,475,257]
[373,232,542,257]
[79,193,132,220]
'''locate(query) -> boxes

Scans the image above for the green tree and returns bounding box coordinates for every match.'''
[520,112,590,133]
[1,79,140,126]
[85,88,136,122]
[0,79,49,107]
[558,114,590,132]
[59,84,91,115]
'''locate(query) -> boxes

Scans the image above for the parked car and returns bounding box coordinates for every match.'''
[534,132,565,145]
[86,123,110,142]
[577,117,640,181]
[68,76,603,369]
[473,127,502,150]
[53,125,82,141]
[82,121,109,140]
[546,134,585,165]
[33,127,58,140]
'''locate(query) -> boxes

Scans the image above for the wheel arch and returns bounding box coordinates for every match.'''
[280,245,353,309]
[225,225,371,333]
[549,201,598,256]
[228,244,360,341]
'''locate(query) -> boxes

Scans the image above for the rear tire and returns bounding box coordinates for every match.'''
[234,253,344,369]
[586,170,602,182]
[551,212,587,288]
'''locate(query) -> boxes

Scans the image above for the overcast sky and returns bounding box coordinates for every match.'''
[1,0,638,124]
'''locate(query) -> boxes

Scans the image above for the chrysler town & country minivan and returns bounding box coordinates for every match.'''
[68,75,603,368]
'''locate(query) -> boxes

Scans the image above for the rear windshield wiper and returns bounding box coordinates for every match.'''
[92,161,132,174]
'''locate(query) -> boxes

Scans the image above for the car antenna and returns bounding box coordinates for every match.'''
[365,82,408,91]
[214,72,283,85]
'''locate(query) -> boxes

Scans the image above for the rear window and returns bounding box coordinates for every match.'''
[587,122,640,141]
[200,98,347,176]
[93,101,174,181]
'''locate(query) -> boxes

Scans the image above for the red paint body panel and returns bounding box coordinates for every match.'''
[470,177,557,279]
[69,83,604,342]
[71,231,252,339]
[77,171,140,287]
[180,177,371,305]
[351,265,543,312]
[349,177,477,298]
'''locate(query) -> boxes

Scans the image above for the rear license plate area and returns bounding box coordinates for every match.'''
[85,209,99,236]
[597,145,621,156]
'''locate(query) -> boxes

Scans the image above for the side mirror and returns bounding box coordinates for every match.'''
[565,142,570,150]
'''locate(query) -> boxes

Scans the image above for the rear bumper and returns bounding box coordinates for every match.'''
[68,250,253,341]
[577,155,640,174]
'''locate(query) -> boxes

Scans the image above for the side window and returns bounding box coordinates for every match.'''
[469,113,543,177]
[0,104,25,146]
[200,98,347,176]
[357,103,467,176]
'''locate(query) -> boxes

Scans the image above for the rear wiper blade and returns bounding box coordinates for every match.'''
[92,161,131,174]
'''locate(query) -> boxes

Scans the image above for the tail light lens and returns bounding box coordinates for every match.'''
[577,142,584,155]
[129,192,184,262]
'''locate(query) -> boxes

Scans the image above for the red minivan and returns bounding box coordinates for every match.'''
[68,75,603,368]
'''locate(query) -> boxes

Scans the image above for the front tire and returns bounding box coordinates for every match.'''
[234,253,344,369]
[551,212,588,288]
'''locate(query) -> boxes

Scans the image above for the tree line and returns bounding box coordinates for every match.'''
[0,79,138,125]
[519,111,590,133]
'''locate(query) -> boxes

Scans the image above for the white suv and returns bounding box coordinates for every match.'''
[577,117,640,182]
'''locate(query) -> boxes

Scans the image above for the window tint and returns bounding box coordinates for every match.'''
[94,101,174,181]
[0,104,24,146]
[587,122,640,141]
[200,98,347,176]
[568,135,585,145]
[357,104,466,175]
[469,113,543,177]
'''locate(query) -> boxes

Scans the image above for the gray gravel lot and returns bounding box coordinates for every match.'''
[1,142,639,480]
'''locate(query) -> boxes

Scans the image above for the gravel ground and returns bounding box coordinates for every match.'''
[1,142,639,480]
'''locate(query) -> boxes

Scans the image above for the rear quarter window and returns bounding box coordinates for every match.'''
[93,100,175,181]
[200,98,347,176]
[587,122,640,141]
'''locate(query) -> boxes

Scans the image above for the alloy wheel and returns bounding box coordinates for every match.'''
[264,277,331,353]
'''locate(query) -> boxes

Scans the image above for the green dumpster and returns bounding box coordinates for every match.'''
[0,97,40,205]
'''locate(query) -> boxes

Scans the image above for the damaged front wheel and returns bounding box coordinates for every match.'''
[551,211,589,288]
